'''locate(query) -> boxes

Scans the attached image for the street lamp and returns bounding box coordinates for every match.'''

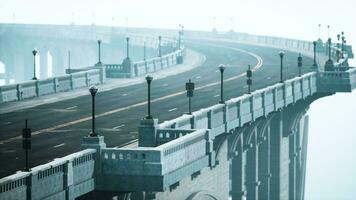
[89,85,98,137]
[341,32,345,59]
[145,75,153,119]
[143,42,146,60]
[22,119,31,172]
[158,36,162,57]
[327,38,332,61]
[126,37,130,58]
[218,64,225,104]
[313,41,317,66]
[32,49,37,80]
[97,40,102,65]
[279,51,284,83]
[298,53,303,77]
[246,65,252,94]
[185,79,195,114]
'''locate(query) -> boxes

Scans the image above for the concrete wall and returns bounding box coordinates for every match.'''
[0,68,105,104]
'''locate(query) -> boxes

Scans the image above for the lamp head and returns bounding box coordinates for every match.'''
[145,75,153,84]
[89,85,98,96]
[32,49,37,56]
[218,64,225,72]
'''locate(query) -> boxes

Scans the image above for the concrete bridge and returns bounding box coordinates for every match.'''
[0,25,355,200]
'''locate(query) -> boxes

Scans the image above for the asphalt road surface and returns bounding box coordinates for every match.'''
[0,39,315,177]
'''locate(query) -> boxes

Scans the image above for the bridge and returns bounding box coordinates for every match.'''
[0,23,355,200]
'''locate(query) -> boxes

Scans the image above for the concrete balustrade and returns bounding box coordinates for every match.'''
[0,69,104,104]
[0,149,96,200]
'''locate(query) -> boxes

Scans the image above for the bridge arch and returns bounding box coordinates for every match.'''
[186,191,220,200]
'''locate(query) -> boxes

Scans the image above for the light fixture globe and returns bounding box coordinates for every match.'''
[218,64,225,72]
[89,85,98,96]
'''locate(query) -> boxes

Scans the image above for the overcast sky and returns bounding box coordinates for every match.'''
[0,0,355,42]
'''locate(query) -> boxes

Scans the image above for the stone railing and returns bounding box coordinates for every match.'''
[186,32,353,70]
[100,129,212,191]
[104,34,184,78]
[0,68,105,104]
[0,149,96,200]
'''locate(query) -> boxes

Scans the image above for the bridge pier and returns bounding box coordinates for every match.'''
[230,129,246,200]
[245,125,259,200]
[258,122,271,200]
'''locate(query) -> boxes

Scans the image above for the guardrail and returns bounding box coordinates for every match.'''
[0,68,105,104]
[0,149,96,200]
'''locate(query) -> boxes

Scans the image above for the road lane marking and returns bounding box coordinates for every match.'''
[214,94,220,98]
[3,122,12,125]
[168,108,177,112]
[196,76,201,79]
[53,143,65,148]
[162,83,169,87]
[0,45,263,144]
[267,77,271,80]
[122,93,128,96]
[65,106,77,110]
[113,124,125,129]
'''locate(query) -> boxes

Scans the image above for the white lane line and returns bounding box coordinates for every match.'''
[168,108,177,112]
[53,143,65,148]
[3,149,16,153]
[214,94,220,98]
[267,77,271,80]
[65,106,77,110]
[162,83,169,87]
[215,70,219,72]
[113,124,125,129]
[3,122,11,125]
[0,45,263,144]
[196,76,201,79]
[122,93,128,96]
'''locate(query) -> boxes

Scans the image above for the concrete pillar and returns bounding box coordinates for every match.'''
[138,118,159,147]
[246,129,259,200]
[270,111,289,200]
[289,130,297,200]
[258,125,271,200]
[231,133,246,200]
[40,50,48,79]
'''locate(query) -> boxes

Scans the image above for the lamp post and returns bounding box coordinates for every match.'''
[246,65,252,94]
[126,37,130,58]
[218,64,225,104]
[158,36,162,57]
[186,79,195,114]
[178,24,182,49]
[313,41,317,66]
[145,75,153,119]
[32,49,37,80]
[298,53,303,77]
[97,40,102,65]
[22,119,31,172]
[328,38,332,61]
[89,85,98,137]
[279,51,284,83]
[143,42,146,60]
[68,50,71,74]
[341,32,345,59]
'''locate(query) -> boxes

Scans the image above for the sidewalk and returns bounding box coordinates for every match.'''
[0,49,206,114]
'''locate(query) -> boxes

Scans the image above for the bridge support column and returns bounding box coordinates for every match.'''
[270,111,290,200]
[246,129,259,200]
[289,130,297,200]
[258,125,271,200]
[231,133,246,200]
